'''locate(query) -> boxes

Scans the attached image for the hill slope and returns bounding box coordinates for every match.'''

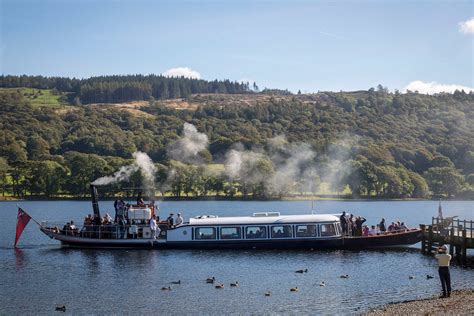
[1,87,473,199]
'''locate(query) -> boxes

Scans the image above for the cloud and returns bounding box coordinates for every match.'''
[162,67,201,79]
[459,17,474,34]
[404,80,474,95]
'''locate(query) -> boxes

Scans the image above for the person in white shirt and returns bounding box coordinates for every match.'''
[175,213,183,226]
[435,245,452,298]
[368,225,377,236]
[150,215,159,239]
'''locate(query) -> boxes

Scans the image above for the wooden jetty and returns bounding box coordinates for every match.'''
[420,217,474,266]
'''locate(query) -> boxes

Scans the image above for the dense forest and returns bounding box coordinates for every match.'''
[1,75,473,199]
[0,74,254,104]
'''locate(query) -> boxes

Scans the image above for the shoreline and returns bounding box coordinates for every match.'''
[2,196,474,202]
[365,289,474,315]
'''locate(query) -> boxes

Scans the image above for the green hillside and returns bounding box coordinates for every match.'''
[1,81,473,199]
[0,87,69,107]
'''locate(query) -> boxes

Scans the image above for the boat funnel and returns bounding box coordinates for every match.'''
[90,184,101,218]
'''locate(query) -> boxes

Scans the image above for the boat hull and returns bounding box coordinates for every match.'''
[41,227,421,250]
[342,229,422,249]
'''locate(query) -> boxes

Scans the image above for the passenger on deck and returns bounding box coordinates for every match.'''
[70,220,76,231]
[354,216,366,236]
[114,199,125,222]
[94,214,102,225]
[368,225,377,236]
[388,222,396,232]
[137,194,145,206]
[400,222,407,231]
[150,215,158,239]
[103,213,112,224]
[363,225,369,236]
[340,212,348,235]
[62,222,70,234]
[348,214,355,236]
[379,218,386,233]
[175,213,183,226]
[167,213,174,227]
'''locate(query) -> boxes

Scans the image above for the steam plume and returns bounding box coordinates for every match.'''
[168,123,209,164]
[92,151,156,188]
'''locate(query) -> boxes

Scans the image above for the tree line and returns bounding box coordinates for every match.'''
[0,74,254,105]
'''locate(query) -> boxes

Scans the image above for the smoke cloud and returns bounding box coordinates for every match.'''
[167,123,209,164]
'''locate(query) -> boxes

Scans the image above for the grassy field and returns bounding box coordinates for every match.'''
[0,87,70,107]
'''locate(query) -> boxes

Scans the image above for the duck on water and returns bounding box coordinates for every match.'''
[38,185,422,250]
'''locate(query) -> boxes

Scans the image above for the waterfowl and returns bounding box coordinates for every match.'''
[319,282,326,287]
[171,280,181,284]
[230,282,239,287]
[426,275,434,279]
[206,277,216,284]
[340,274,350,279]
[265,291,271,296]
[55,305,66,312]
[295,269,308,273]
[409,276,415,280]
[215,283,224,289]
[290,287,299,292]
[161,286,172,291]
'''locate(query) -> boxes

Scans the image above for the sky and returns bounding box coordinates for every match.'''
[1,0,473,93]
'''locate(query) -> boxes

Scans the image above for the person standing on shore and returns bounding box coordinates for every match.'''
[435,245,452,298]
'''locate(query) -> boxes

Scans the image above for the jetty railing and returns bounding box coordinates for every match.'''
[420,217,474,266]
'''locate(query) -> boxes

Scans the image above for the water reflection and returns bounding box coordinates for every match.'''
[14,248,25,271]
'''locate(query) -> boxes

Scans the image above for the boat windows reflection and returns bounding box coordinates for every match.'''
[220,227,242,239]
[245,226,267,239]
[271,225,292,238]
[296,224,317,237]
[195,227,216,240]
[320,224,337,236]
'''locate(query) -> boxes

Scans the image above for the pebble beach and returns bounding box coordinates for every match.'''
[365,289,474,315]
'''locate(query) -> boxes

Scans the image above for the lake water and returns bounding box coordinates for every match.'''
[1,200,473,315]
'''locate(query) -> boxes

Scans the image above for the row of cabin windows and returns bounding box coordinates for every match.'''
[194,224,338,240]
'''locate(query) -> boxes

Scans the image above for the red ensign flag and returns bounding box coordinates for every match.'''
[14,208,31,247]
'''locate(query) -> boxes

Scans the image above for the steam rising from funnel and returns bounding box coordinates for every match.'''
[168,123,209,164]
[92,152,156,189]
[134,151,156,189]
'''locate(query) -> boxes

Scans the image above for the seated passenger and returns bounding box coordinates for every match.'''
[400,222,408,231]
[103,213,112,225]
[368,225,377,236]
[62,222,70,234]
[167,213,174,227]
[175,213,183,226]
[70,220,76,231]
[388,222,396,232]
[363,225,369,236]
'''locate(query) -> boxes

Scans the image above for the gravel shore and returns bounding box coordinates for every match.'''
[365,289,474,315]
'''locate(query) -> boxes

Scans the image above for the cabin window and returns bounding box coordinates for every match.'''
[194,227,216,240]
[295,224,317,237]
[320,224,337,236]
[245,226,267,239]
[220,227,242,240]
[271,225,292,238]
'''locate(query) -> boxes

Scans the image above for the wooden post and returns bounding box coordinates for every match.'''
[420,224,426,254]
[449,227,455,256]
[428,225,433,254]
[461,229,467,265]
